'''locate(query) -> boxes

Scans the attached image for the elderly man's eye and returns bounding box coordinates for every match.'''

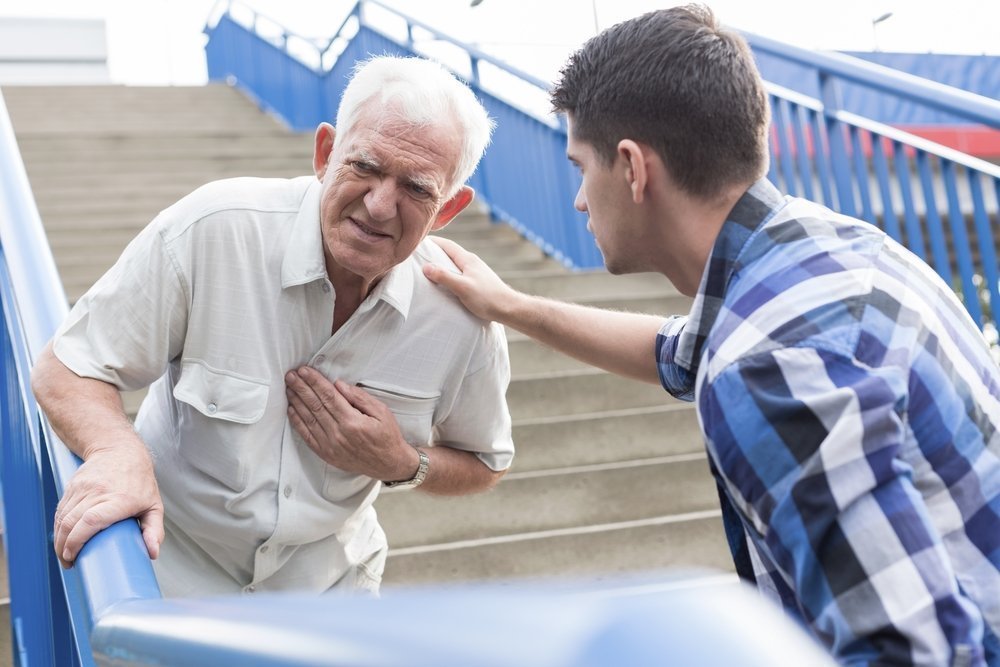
[409,183,430,197]
[351,161,375,173]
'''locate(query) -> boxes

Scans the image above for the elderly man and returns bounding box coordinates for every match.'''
[31,56,513,597]
[425,5,1000,666]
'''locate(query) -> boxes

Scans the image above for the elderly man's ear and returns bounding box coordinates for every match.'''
[313,123,336,179]
[432,186,474,231]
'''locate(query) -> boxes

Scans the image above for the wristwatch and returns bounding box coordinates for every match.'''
[383,448,429,489]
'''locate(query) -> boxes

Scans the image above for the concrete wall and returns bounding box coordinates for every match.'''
[0,17,109,84]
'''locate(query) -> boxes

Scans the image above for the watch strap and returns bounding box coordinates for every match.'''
[383,448,429,489]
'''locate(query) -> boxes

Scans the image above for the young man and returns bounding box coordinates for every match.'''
[424,6,1000,665]
[32,56,513,597]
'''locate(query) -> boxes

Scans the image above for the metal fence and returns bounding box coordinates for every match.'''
[754,34,1000,344]
[204,0,1000,339]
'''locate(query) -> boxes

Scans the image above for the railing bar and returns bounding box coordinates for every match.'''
[362,0,552,90]
[942,161,983,326]
[766,81,1000,178]
[893,141,927,261]
[916,151,955,286]
[809,109,835,208]
[968,172,1000,330]
[791,103,815,201]
[849,126,876,225]
[774,98,798,196]
[747,31,1000,129]
[871,135,901,241]
[830,125,856,216]
[833,110,1000,178]
[765,95,780,188]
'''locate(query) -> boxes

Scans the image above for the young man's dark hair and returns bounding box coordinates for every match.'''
[551,4,770,199]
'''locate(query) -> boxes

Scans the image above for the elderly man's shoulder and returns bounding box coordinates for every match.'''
[155,175,314,237]
[411,238,499,327]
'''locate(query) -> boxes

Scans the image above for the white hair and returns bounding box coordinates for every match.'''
[335,56,495,197]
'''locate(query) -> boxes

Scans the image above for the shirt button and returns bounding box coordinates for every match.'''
[259,545,269,554]
[314,355,326,365]
[206,402,218,415]
[246,584,256,593]
[321,283,331,293]
[283,485,292,498]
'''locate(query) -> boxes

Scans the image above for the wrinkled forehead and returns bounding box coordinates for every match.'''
[338,102,463,190]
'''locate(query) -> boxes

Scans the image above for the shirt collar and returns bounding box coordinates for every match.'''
[280,177,415,319]
[281,178,328,288]
[674,178,788,372]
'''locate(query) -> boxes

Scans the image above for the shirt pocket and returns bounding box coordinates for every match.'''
[172,361,270,491]
[354,380,439,447]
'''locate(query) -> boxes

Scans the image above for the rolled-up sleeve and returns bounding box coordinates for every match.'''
[434,321,513,472]
[656,315,695,402]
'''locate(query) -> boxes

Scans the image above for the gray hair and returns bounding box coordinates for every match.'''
[335,56,495,197]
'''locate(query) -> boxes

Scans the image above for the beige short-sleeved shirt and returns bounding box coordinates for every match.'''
[53,176,513,597]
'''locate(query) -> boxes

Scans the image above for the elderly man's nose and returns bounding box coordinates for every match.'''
[365,181,398,221]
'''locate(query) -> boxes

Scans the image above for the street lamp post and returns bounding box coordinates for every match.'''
[871,11,893,52]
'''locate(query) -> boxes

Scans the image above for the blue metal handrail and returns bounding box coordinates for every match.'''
[203,0,1000,341]
[753,35,1000,339]
[0,86,162,667]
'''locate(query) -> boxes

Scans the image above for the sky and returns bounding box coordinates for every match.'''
[0,0,998,86]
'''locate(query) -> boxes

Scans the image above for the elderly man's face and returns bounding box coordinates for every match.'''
[313,105,471,287]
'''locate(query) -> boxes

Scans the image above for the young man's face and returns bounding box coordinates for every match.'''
[566,116,646,275]
[313,105,471,286]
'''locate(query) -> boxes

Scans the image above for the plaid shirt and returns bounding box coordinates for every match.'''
[657,179,1000,666]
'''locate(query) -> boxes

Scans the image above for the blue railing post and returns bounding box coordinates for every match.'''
[818,73,857,218]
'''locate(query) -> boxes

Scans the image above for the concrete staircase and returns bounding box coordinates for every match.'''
[2,85,730,639]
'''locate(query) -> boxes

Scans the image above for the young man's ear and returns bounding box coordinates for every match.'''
[618,139,649,204]
[431,186,475,231]
[313,122,336,180]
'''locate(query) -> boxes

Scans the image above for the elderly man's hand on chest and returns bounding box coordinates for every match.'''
[284,366,420,483]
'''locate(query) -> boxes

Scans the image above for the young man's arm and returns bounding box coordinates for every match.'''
[423,237,666,385]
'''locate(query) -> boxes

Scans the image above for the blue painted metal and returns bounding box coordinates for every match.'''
[969,173,1000,329]
[942,161,984,327]
[0,86,161,666]
[84,578,838,667]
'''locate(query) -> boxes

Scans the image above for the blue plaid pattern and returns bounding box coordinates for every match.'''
[657,179,1000,666]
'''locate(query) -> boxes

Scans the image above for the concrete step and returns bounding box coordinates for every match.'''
[506,370,673,420]
[5,85,292,135]
[15,133,314,156]
[382,511,731,587]
[0,601,9,667]
[26,157,309,179]
[504,270,675,301]
[375,454,716,548]
[1,534,10,667]
[511,404,701,471]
